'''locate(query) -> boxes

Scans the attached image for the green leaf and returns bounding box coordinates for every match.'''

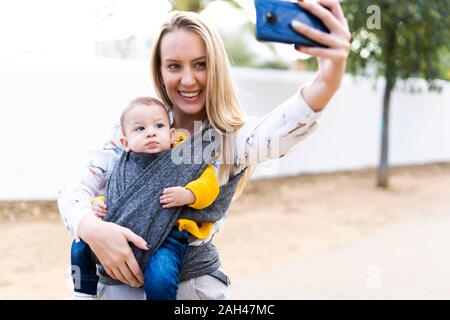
[342,0,450,92]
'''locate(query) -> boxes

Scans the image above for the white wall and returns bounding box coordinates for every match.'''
[0,58,449,199]
[233,68,450,178]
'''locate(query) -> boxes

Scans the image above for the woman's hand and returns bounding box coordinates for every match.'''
[77,214,148,287]
[291,0,351,110]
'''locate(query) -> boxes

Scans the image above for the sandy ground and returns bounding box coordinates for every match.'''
[1,163,449,299]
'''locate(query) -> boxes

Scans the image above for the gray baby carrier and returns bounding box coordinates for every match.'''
[99,125,244,276]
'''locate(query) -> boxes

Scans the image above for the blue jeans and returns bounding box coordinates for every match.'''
[144,227,189,300]
[71,226,189,300]
[71,239,99,295]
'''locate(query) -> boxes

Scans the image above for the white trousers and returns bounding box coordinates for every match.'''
[96,274,229,300]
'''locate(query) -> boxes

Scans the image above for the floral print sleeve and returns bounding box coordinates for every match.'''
[57,124,123,238]
[234,91,321,169]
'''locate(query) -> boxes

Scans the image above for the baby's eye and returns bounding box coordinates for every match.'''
[135,126,145,132]
[155,123,165,129]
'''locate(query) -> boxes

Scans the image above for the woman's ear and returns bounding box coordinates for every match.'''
[120,136,130,151]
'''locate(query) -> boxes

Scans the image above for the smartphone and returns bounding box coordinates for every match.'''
[254,0,330,47]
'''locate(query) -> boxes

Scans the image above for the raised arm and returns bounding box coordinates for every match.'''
[235,0,349,167]
[292,0,350,111]
[234,92,320,167]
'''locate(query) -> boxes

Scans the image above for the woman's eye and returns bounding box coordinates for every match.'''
[168,64,180,70]
[195,61,206,69]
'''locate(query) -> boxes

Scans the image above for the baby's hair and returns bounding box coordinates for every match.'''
[120,96,169,135]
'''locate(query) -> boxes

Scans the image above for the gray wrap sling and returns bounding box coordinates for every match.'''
[96,125,245,284]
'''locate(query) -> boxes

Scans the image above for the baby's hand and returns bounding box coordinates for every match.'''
[160,187,195,208]
[91,196,107,218]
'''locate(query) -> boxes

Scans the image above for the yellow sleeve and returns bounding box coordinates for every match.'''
[90,196,105,205]
[177,219,213,239]
[185,164,219,210]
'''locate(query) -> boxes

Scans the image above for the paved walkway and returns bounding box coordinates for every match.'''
[231,213,450,299]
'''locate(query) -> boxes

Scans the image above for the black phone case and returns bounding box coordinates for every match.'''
[255,0,329,47]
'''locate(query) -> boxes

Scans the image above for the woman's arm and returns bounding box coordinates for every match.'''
[57,145,118,237]
[234,90,320,166]
[234,0,349,167]
[292,0,351,111]
[57,128,148,287]
[77,214,147,287]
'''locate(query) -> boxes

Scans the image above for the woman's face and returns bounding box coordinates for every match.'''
[159,29,207,120]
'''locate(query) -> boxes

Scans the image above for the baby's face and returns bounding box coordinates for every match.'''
[121,104,173,153]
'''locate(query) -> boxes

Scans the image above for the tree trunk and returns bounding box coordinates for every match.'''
[377,81,392,188]
[377,23,397,189]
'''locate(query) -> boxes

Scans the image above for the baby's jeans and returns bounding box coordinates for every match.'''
[144,226,189,300]
[71,226,190,300]
[71,239,99,295]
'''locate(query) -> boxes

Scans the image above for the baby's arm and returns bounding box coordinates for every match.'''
[159,165,219,209]
[91,196,107,218]
[159,187,195,208]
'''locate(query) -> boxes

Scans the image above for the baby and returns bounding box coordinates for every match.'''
[71,97,219,300]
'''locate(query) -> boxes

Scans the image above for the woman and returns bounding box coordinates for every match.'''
[58,0,350,299]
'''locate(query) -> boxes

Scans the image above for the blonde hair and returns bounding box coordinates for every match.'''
[149,11,254,198]
[120,96,168,135]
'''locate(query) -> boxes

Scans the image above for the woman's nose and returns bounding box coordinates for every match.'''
[181,68,196,86]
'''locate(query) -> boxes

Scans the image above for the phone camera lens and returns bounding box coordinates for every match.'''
[266,11,277,25]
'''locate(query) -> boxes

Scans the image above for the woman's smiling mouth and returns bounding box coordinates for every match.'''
[178,90,201,100]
